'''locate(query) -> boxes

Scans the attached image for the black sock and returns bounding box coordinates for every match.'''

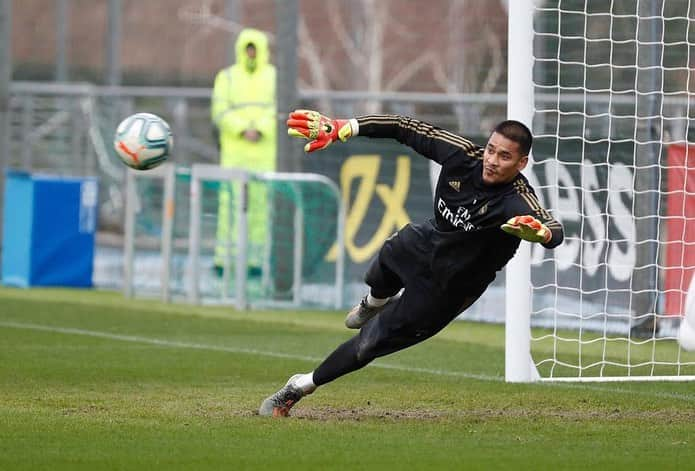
[312,336,371,386]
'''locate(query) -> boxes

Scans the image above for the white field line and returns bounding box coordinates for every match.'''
[2,320,694,403]
[0,320,497,382]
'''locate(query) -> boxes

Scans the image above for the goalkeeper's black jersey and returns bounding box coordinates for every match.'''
[356,114,564,291]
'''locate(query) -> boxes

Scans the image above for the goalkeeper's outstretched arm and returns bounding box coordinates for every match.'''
[354,114,483,164]
[286,110,482,165]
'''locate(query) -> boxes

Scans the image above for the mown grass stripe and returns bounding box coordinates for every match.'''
[3,320,694,403]
[0,320,500,382]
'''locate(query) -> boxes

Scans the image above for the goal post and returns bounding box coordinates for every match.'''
[505,0,538,382]
[506,0,695,382]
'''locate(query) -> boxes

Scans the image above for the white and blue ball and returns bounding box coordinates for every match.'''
[114,113,173,170]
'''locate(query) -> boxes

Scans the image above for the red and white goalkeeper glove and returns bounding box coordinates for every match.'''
[501,215,552,244]
[286,109,353,153]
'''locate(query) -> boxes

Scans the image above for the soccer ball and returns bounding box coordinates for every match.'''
[113,113,173,170]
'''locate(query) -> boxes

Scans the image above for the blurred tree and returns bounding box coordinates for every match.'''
[176,0,508,120]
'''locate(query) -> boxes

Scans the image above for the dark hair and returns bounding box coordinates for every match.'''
[493,120,533,156]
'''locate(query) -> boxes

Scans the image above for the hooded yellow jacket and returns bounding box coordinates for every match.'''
[211,28,276,267]
[211,28,277,170]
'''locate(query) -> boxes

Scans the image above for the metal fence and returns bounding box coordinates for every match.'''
[5,81,695,307]
[7,80,694,229]
[5,81,510,236]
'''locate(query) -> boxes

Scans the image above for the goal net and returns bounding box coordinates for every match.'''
[508,0,695,381]
[122,164,345,310]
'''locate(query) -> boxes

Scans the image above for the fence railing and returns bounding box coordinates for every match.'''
[6,81,695,310]
[124,163,345,310]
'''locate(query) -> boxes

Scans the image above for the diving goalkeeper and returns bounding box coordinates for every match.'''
[259,110,564,417]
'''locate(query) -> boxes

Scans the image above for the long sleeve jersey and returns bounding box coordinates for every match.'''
[354,114,564,292]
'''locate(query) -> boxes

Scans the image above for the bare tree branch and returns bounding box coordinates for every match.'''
[175,0,506,121]
[480,28,504,93]
[385,52,438,91]
[298,17,333,113]
[431,58,453,92]
[326,1,366,71]
[362,0,387,112]
[177,0,261,38]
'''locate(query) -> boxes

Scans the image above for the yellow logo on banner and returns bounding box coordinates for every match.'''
[326,155,411,263]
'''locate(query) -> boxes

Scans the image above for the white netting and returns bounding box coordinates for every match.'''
[528,0,695,379]
[120,167,344,310]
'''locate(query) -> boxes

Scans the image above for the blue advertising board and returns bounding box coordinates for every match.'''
[2,170,98,288]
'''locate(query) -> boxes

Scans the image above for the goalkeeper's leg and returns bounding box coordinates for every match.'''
[314,284,481,386]
[363,234,406,299]
[345,239,405,328]
[259,283,480,416]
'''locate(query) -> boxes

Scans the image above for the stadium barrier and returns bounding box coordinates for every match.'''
[2,170,98,288]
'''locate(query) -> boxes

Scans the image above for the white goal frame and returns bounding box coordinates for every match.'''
[505,0,695,382]
[505,0,539,382]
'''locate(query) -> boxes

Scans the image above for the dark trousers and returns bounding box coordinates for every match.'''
[313,224,482,386]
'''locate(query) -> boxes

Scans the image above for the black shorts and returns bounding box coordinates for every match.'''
[358,223,485,360]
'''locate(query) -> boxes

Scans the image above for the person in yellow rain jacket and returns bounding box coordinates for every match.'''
[211,28,277,276]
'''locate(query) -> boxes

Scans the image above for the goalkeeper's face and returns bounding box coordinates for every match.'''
[482,132,528,185]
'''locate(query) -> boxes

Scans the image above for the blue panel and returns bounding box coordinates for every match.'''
[2,172,98,288]
[1,171,34,287]
[31,176,98,287]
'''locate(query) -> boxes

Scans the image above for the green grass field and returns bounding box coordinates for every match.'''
[1,286,694,470]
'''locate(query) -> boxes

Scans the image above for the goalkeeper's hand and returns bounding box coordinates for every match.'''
[286,109,353,153]
[501,215,552,244]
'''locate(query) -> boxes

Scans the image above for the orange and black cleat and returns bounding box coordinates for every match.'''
[258,375,305,417]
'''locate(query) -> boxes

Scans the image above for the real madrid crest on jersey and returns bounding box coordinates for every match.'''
[448,180,461,192]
